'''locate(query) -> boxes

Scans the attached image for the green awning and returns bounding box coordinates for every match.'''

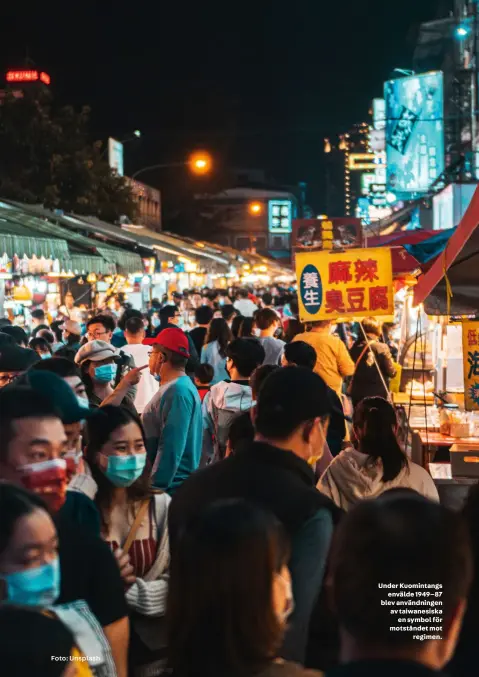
[95,247,143,275]
[68,254,115,275]
[0,233,70,260]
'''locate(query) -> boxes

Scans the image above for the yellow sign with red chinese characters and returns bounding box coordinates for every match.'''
[296,247,393,322]
[462,321,479,411]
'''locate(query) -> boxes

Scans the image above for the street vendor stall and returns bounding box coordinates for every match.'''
[404,184,479,502]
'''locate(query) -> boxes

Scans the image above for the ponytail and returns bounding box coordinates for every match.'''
[354,397,407,482]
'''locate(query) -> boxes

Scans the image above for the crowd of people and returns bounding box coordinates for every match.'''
[0,286,476,677]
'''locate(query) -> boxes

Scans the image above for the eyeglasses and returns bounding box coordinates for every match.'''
[87,330,109,340]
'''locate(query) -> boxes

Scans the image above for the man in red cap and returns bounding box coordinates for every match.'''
[142,328,203,495]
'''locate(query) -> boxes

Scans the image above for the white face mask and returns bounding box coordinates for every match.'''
[253,328,261,338]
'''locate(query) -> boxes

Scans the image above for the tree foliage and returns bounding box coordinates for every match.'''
[0,87,137,223]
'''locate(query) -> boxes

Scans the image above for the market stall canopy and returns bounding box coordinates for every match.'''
[403,229,455,265]
[120,225,230,270]
[0,201,143,275]
[413,184,479,315]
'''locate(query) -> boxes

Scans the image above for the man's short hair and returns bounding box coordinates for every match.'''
[255,308,279,331]
[86,314,116,333]
[329,494,473,647]
[226,338,265,378]
[262,292,273,306]
[237,289,249,299]
[31,309,45,322]
[255,367,333,439]
[194,363,214,385]
[284,341,317,370]
[125,317,145,335]
[221,305,237,322]
[118,308,143,331]
[0,387,61,462]
[162,346,188,370]
[159,305,178,321]
[30,356,82,380]
[195,306,214,326]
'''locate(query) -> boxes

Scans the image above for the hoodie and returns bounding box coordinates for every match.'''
[202,379,253,463]
[317,447,439,511]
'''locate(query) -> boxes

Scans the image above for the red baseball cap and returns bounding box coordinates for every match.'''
[143,328,190,358]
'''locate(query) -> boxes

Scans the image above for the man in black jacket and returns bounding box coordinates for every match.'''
[325,492,472,677]
[169,366,340,664]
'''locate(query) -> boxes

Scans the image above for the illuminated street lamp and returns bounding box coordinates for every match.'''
[248,201,263,216]
[189,151,212,175]
[132,151,213,180]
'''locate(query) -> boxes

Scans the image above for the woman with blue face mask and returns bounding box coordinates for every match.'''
[0,485,97,676]
[84,406,171,677]
[0,484,60,608]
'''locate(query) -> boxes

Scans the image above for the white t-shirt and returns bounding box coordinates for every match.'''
[234,299,258,317]
[121,343,159,413]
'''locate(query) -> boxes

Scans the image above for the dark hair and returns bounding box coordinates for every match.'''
[50,321,64,343]
[85,405,153,534]
[30,356,82,380]
[0,332,14,346]
[0,387,60,462]
[227,412,255,455]
[226,338,265,379]
[0,318,12,327]
[250,365,279,400]
[221,304,237,322]
[0,325,28,346]
[239,317,255,338]
[29,337,52,355]
[195,363,214,385]
[195,305,214,326]
[231,315,244,339]
[0,483,49,557]
[37,329,55,345]
[161,346,188,370]
[255,308,279,331]
[54,346,78,362]
[330,494,473,647]
[167,499,289,677]
[284,341,317,370]
[205,318,232,358]
[86,314,116,333]
[118,308,143,332]
[237,289,249,299]
[0,606,75,677]
[262,292,273,306]
[125,316,144,336]
[361,317,381,337]
[159,305,178,321]
[353,397,406,483]
[31,324,50,338]
[31,309,45,322]
[284,319,304,343]
[255,367,331,440]
[310,320,331,329]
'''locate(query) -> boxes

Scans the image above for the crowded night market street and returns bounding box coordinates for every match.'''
[1,1,479,676]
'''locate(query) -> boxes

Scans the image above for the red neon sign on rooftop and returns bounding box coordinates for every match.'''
[6,70,51,85]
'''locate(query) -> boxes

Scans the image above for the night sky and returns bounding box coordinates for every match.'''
[2,0,446,210]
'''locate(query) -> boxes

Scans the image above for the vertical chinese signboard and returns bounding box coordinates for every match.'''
[462,321,479,411]
[296,247,393,322]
